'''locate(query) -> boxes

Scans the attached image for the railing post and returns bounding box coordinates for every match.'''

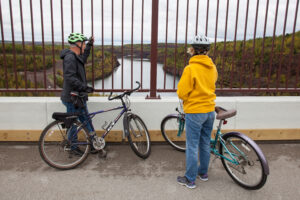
[147,0,160,99]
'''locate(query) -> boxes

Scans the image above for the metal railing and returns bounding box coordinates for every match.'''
[0,0,299,97]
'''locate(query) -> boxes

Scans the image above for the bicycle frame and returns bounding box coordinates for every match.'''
[69,101,129,146]
[210,120,245,165]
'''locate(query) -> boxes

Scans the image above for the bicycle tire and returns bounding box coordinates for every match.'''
[38,120,91,170]
[220,132,268,190]
[160,115,186,152]
[126,114,151,159]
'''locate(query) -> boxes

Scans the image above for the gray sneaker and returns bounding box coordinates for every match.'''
[177,176,196,189]
[198,173,208,181]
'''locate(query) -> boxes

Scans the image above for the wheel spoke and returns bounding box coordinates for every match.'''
[220,135,267,189]
[39,121,90,170]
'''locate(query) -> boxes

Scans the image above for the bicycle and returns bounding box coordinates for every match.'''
[39,81,151,170]
[161,106,269,190]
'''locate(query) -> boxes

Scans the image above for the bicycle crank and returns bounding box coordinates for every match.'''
[92,136,106,150]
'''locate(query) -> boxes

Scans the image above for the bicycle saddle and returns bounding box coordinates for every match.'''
[215,106,237,120]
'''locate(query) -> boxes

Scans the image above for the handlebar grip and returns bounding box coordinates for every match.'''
[134,81,141,91]
[108,92,113,101]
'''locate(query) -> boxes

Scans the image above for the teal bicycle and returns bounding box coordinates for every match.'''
[161,106,269,190]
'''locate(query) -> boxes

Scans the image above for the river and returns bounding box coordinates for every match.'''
[94,57,180,97]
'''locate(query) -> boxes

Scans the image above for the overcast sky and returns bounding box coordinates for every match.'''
[0,0,299,45]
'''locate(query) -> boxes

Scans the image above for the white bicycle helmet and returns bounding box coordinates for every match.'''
[191,35,210,52]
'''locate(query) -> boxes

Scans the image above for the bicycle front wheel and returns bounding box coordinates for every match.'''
[220,133,268,190]
[38,120,91,170]
[160,115,186,152]
[126,114,151,159]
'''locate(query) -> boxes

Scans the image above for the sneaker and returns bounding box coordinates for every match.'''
[177,176,196,189]
[198,173,208,181]
[71,147,84,156]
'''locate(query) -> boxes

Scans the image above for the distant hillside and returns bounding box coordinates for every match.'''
[1,31,299,96]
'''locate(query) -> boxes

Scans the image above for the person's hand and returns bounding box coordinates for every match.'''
[87,36,94,46]
[85,86,94,93]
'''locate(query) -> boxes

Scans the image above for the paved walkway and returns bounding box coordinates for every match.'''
[0,143,299,200]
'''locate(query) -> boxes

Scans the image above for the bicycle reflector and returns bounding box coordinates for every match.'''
[223,120,228,125]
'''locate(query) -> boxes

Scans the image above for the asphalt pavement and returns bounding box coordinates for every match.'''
[0,142,299,200]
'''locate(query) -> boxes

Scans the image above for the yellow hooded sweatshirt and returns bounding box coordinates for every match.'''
[177,55,218,113]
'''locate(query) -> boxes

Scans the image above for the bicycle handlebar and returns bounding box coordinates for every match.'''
[108,81,141,101]
[70,91,89,98]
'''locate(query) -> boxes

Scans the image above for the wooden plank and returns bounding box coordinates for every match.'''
[0,129,300,142]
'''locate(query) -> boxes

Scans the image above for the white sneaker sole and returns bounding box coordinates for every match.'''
[198,176,208,182]
[177,181,196,189]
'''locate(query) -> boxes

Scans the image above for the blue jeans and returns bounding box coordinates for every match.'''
[62,101,93,148]
[184,112,215,182]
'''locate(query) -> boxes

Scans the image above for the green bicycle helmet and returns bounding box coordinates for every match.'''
[68,33,88,44]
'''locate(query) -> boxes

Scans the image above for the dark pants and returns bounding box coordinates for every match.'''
[62,101,93,149]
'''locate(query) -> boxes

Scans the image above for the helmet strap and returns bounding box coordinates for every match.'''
[74,42,83,55]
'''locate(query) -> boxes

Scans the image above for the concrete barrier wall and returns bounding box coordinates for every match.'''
[0,96,300,141]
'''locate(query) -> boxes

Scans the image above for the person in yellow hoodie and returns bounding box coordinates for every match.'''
[177,35,218,189]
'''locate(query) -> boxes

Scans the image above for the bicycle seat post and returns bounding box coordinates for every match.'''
[217,119,223,132]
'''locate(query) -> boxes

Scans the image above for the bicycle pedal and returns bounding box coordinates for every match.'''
[98,149,107,159]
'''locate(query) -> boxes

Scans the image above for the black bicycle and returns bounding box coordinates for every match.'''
[39,81,151,170]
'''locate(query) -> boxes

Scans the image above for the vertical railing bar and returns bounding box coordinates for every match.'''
[50,0,56,88]
[140,0,144,89]
[121,0,124,90]
[91,0,94,88]
[0,1,8,89]
[239,0,250,89]
[288,0,299,89]
[40,0,46,89]
[205,0,209,36]
[277,0,289,89]
[163,0,169,90]
[220,0,229,89]
[71,0,74,32]
[258,0,269,89]
[249,0,260,89]
[173,0,179,89]
[213,0,219,61]
[184,0,189,67]
[195,0,199,35]
[111,0,114,90]
[9,0,18,89]
[20,0,28,89]
[149,0,159,98]
[267,0,280,89]
[61,0,64,49]
[230,0,239,89]
[81,0,83,33]
[29,0,37,89]
[101,0,104,90]
[131,0,134,89]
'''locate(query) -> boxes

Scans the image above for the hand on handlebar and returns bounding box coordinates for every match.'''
[85,86,94,93]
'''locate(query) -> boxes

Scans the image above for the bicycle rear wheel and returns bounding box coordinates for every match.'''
[220,133,268,190]
[160,115,186,152]
[38,120,91,170]
[126,114,151,159]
